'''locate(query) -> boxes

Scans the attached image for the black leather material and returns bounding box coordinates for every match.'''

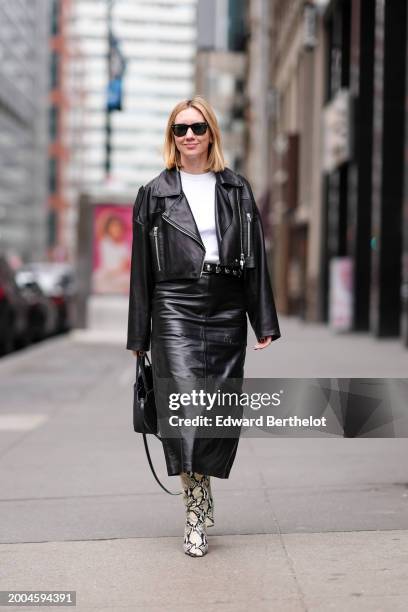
[133,354,157,434]
[151,273,247,478]
[126,166,281,352]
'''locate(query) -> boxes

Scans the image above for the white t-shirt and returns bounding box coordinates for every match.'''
[179,170,219,262]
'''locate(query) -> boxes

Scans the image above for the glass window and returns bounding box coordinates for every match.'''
[51,0,60,36]
[47,210,57,246]
[49,158,57,194]
[49,106,59,141]
[50,51,59,88]
[228,0,246,51]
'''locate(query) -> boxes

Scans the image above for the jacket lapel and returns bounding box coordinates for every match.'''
[163,193,204,246]
[152,167,243,245]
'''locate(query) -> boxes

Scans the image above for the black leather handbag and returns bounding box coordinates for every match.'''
[133,353,157,435]
[133,353,180,496]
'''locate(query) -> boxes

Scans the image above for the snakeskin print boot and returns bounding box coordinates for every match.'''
[180,471,209,557]
[181,473,214,528]
[206,476,215,528]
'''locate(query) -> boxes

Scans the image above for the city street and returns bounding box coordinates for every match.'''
[1,0,408,609]
[0,303,407,611]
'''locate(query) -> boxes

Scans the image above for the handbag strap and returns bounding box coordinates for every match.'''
[142,433,181,496]
[137,353,150,392]
[136,353,181,496]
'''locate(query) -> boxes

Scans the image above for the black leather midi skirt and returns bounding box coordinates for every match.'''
[150,272,247,479]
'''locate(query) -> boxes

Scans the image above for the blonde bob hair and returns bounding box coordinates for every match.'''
[162,96,226,172]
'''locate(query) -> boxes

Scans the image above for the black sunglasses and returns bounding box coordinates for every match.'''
[171,122,208,137]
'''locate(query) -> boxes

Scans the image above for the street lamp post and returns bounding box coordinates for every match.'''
[105,0,114,178]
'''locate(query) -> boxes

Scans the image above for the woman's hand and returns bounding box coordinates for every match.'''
[132,350,145,357]
[254,336,272,350]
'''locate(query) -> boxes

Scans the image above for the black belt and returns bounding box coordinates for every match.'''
[201,262,243,278]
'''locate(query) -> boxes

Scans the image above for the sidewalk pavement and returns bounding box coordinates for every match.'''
[0,310,407,611]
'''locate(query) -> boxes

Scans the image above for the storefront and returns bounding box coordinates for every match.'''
[321,0,407,344]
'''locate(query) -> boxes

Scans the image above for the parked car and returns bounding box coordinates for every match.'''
[0,255,31,355]
[15,270,59,341]
[18,263,77,332]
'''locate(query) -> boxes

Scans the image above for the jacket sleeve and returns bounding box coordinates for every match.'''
[126,186,154,351]
[242,179,281,343]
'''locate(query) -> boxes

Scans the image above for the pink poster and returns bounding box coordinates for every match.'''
[92,204,133,294]
[329,256,353,331]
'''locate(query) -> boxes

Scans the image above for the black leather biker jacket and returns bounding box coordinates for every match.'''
[126,166,281,351]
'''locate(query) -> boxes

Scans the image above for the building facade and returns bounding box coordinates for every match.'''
[196,0,247,172]
[262,0,408,347]
[265,0,326,319]
[0,0,49,262]
[57,0,199,261]
[66,0,198,190]
[48,0,87,263]
[321,0,407,344]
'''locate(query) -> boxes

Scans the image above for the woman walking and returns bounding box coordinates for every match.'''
[127,96,281,557]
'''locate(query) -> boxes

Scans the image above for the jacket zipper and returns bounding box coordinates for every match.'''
[246,213,252,257]
[162,214,206,276]
[153,226,161,271]
[237,192,245,269]
[199,253,206,277]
